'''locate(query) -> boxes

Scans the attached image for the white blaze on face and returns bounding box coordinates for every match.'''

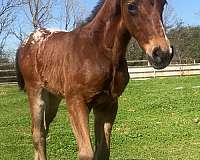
[143,21,172,56]
[160,20,172,54]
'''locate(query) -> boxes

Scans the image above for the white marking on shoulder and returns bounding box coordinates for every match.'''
[32,29,44,42]
[22,36,31,46]
[48,28,67,33]
[22,28,67,46]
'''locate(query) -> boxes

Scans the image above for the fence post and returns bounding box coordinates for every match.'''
[154,69,156,78]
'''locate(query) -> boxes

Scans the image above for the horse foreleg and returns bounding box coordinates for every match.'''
[93,99,118,160]
[67,97,94,160]
[28,87,48,160]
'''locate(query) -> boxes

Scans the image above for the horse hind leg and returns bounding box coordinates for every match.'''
[43,91,61,133]
[27,87,47,160]
[28,87,61,160]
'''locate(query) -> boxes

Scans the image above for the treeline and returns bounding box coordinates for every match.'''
[2,25,200,64]
[0,0,86,63]
[169,26,200,63]
[126,25,200,64]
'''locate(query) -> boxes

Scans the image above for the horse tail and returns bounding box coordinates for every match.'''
[16,48,25,91]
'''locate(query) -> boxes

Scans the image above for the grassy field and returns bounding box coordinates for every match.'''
[1,76,200,160]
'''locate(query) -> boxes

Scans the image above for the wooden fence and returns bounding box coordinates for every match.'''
[0,63,16,84]
[129,64,200,79]
[1,62,200,84]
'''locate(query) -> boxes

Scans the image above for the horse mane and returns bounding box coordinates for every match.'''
[79,0,167,27]
[84,0,105,25]
[80,0,121,27]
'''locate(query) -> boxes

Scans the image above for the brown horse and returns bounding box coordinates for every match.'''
[16,0,173,159]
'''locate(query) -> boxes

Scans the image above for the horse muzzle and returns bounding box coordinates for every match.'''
[148,46,174,70]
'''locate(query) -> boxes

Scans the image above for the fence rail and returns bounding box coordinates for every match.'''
[0,63,16,83]
[129,64,200,79]
[1,62,200,84]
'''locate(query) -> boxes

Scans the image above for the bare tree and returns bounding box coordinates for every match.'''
[163,2,179,32]
[24,0,53,30]
[0,0,22,54]
[64,0,72,30]
[63,0,86,30]
[10,0,86,46]
[167,20,185,63]
[11,25,27,43]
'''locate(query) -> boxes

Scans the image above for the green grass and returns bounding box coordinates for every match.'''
[1,76,200,159]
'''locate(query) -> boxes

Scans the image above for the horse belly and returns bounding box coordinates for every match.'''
[42,74,65,96]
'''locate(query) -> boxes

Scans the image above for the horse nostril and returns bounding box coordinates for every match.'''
[149,46,173,69]
[152,47,162,62]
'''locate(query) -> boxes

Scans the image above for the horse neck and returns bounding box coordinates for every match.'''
[84,0,131,64]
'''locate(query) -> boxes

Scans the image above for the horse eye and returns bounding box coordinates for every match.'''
[128,3,138,15]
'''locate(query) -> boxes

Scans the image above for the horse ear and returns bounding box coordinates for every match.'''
[162,0,167,8]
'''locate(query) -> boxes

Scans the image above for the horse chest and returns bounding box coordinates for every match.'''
[88,61,129,107]
[111,61,130,98]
